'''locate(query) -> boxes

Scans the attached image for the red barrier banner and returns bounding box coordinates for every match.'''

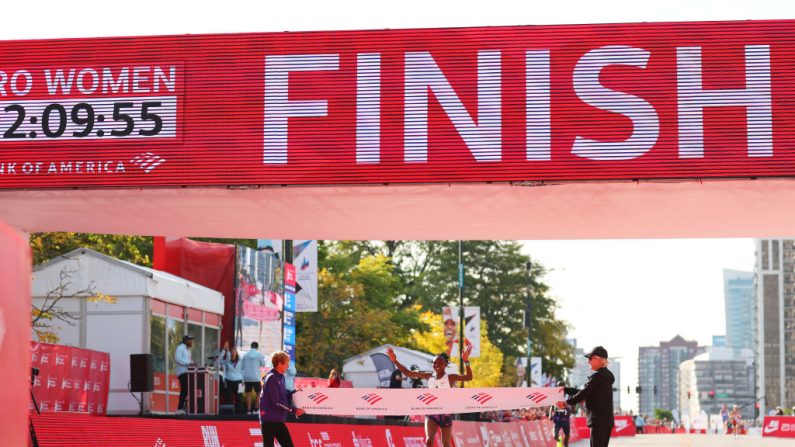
[613,415,636,437]
[763,416,795,438]
[572,415,635,438]
[2,20,795,189]
[30,342,110,416]
[30,414,579,447]
[30,413,440,447]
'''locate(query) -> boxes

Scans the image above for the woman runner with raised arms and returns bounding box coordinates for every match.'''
[386,345,473,447]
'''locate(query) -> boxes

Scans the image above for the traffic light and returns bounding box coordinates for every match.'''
[653,386,657,396]
[635,386,642,394]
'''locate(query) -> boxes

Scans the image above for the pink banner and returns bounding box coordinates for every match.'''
[0,221,31,447]
[30,342,110,416]
[241,300,280,321]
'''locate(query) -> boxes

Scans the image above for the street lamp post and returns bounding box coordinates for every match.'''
[525,260,532,387]
[458,241,465,388]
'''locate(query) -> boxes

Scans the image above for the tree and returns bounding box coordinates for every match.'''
[30,232,153,266]
[32,267,116,343]
[295,247,427,377]
[410,310,503,388]
[334,240,575,379]
[654,408,674,422]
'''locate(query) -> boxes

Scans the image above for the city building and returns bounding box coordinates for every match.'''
[679,347,755,421]
[724,269,755,350]
[566,339,590,390]
[638,346,661,416]
[611,359,622,412]
[712,335,726,348]
[755,239,795,415]
[638,335,701,415]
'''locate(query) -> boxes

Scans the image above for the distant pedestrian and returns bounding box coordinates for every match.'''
[729,405,741,439]
[385,369,406,420]
[409,365,424,388]
[328,368,341,388]
[549,381,572,447]
[634,414,644,434]
[557,346,615,447]
[241,342,268,414]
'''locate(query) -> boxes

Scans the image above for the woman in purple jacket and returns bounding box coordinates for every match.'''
[259,351,304,447]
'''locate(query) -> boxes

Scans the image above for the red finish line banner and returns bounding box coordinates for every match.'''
[1,20,795,189]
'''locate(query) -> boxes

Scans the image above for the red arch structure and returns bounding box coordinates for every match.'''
[2,19,795,441]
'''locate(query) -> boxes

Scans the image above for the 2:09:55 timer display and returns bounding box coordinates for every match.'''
[0,98,176,141]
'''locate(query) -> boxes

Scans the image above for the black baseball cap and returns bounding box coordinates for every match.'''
[182,335,195,342]
[585,346,608,359]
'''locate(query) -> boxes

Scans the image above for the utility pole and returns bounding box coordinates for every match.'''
[526,260,532,387]
[458,241,465,388]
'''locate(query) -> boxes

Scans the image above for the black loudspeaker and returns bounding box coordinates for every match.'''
[130,354,155,392]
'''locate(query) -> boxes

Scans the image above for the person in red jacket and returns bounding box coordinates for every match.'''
[328,368,341,388]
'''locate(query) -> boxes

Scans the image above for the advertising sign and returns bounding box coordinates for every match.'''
[235,246,282,354]
[443,306,481,358]
[293,240,318,312]
[763,416,795,438]
[1,21,795,188]
[30,342,110,416]
[283,263,297,362]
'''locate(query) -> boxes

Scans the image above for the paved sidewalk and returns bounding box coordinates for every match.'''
[571,433,792,446]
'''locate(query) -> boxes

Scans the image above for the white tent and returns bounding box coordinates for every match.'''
[32,248,224,414]
[342,344,453,388]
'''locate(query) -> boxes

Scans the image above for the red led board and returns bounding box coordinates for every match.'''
[1,20,794,188]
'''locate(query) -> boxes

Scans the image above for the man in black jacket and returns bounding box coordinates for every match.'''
[556,346,615,447]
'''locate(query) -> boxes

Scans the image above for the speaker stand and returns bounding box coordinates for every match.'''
[128,380,144,416]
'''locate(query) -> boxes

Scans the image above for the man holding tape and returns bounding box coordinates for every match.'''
[556,346,614,447]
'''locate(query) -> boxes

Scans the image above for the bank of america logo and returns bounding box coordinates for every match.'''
[471,392,494,404]
[417,393,438,405]
[526,392,547,404]
[307,392,329,404]
[130,152,165,173]
[361,393,383,405]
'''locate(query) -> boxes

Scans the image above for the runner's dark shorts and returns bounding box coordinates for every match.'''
[244,381,262,394]
[554,420,571,437]
[426,414,454,428]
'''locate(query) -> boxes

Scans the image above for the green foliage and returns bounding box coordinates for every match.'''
[295,247,427,377]
[327,241,575,380]
[654,408,674,421]
[30,232,153,266]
